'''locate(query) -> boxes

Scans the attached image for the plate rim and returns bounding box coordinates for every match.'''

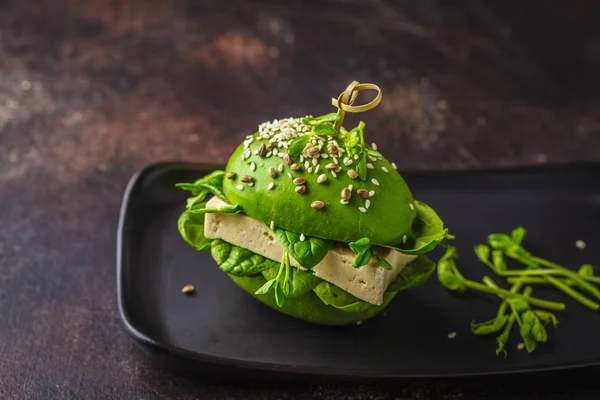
[116,161,600,379]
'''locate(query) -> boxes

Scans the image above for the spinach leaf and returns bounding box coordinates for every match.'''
[211,239,278,276]
[189,204,243,215]
[313,282,374,313]
[270,227,330,269]
[176,170,227,202]
[386,255,436,292]
[177,208,212,252]
[261,263,322,298]
[385,200,448,255]
[288,135,311,157]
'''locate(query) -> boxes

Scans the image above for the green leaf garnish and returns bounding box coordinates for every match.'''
[373,250,393,270]
[348,237,372,268]
[312,124,338,137]
[356,154,367,181]
[302,113,340,125]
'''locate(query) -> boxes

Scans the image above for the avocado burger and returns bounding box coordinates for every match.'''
[176,81,448,325]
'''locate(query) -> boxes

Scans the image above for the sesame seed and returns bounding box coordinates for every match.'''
[348,184,353,191]
[226,172,236,180]
[359,207,367,213]
[273,148,278,156]
[270,220,275,230]
[265,151,272,157]
[576,240,586,249]
[340,199,349,205]
[402,235,407,244]
[366,163,374,169]
[321,153,329,158]
[250,162,256,171]
[517,343,525,350]
[369,156,377,162]
[409,203,415,210]
[354,154,359,160]
[267,182,275,190]
[311,200,325,210]
[236,185,244,190]
[371,178,380,186]
[248,182,254,187]
[312,158,318,166]
[371,142,378,151]
[447,332,457,339]
[182,285,196,294]
[287,172,293,179]
[247,137,254,144]
[331,170,337,178]
[300,234,306,241]
[300,155,304,162]
[333,157,338,164]
[295,185,306,194]
[365,199,371,209]
[369,190,375,197]
[307,167,313,173]
[381,166,389,173]
[317,174,327,183]
[304,161,310,169]
[344,158,353,166]
[278,164,284,172]
[315,164,320,174]
[356,320,363,326]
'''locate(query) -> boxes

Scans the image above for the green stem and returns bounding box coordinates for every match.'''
[531,256,600,284]
[464,280,565,311]
[545,275,599,310]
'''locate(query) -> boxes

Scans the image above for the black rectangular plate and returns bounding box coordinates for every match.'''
[117,162,600,379]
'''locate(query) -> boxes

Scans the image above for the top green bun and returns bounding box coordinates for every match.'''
[222,116,416,246]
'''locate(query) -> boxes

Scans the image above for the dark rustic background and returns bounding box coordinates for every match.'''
[1,0,600,399]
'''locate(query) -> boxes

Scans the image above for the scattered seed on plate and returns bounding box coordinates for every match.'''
[348,184,353,191]
[226,172,236,180]
[181,285,196,295]
[371,178,379,186]
[312,158,318,166]
[304,161,310,169]
[311,200,325,210]
[447,332,457,339]
[517,343,525,350]
[576,240,586,249]
[358,207,367,213]
[267,182,275,190]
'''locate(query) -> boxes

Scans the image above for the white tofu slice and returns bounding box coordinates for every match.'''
[204,197,416,305]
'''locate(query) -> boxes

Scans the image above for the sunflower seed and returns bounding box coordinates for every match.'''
[290,163,301,171]
[181,285,196,294]
[268,167,276,178]
[307,147,320,157]
[311,200,325,210]
[226,172,236,180]
[327,144,338,154]
[325,163,338,171]
[240,174,252,183]
[257,143,266,157]
[293,177,306,185]
[347,169,358,179]
[341,187,351,201]
[295,185,306,194]
[282,152,291,165]
[357,189,370,198]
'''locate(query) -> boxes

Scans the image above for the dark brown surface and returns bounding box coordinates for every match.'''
[1,0,599,399]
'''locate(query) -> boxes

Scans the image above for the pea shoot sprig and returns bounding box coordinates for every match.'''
[255,250,292,307]
[438,226,596,357]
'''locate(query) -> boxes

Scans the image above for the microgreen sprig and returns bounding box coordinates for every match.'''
[255,250,292,307]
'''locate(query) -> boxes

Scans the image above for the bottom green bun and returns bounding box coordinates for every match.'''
[228,274,396,326]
